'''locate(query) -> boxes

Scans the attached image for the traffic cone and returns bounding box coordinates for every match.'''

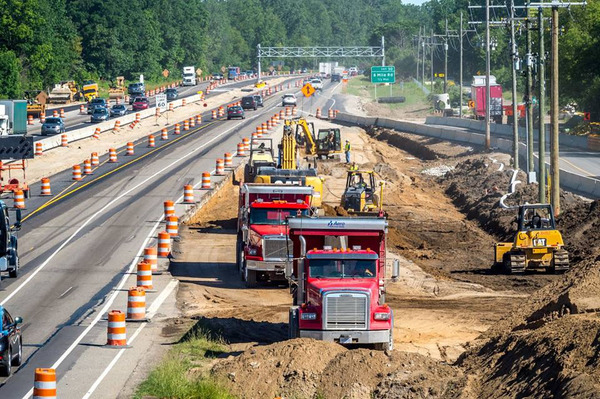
[40,178,51,196]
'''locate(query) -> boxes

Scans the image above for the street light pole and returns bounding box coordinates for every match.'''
[485,0,491,150]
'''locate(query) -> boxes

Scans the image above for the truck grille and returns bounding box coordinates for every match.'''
[324,292,368,330]
[263,236,292,261]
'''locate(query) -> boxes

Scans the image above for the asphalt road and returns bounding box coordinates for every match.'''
[0,77,340,397]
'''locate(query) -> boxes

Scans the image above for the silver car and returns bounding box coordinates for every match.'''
[282,94,297,107]
[110,104,127,117]
[41,117,65,136]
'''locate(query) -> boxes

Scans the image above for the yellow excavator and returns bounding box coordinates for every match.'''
[494,204,569,274]
[284,118,342,158]
[340,170,384,216]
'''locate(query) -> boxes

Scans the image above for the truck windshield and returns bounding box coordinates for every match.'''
[249,208,308,225]
[309,259,376,279]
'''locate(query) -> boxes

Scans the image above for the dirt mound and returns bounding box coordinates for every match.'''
[557,200,600,263]
[366,127,445,161]
[212,339,466,399]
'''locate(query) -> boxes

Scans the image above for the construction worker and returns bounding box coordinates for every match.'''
[349,162,358,171]
[344,140,351,164]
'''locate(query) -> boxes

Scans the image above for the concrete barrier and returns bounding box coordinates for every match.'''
[335,111,599,200]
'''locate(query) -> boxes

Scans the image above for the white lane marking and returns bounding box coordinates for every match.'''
[58,287,73,299]
[19,96,284,399]
[81,279,178,399]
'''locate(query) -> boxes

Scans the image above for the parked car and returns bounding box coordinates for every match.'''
[0,306,23,377]
[132,97,149,111]
[253,95,264,107]
[88,98,107,114]
[241,96,257,110]
[40,117,65,136]
[90,107,109,123]
[166,88,178,101]
[227,105,245,120]
[110,104,127,117]
[282,94,297,107]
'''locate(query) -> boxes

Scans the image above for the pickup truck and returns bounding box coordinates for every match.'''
[310,79,323,91]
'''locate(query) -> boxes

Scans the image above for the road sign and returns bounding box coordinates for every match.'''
[162,69,169,78]
[156,94,167,112]
[0,136,34,159]
[301,83,316,98]
[371,66,395,84]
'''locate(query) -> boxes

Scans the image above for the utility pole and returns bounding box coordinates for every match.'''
[430,29,434,93]
[550,5,560,214]
[485,0,491,150]
[417,27,421,83]
[444,19,449,93]
[526,8,535,179]
[460,12,464,118]
[509,0,519,169]
[538,7,546,204]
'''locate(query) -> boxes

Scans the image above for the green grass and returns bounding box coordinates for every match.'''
[344,76,428,109]
[134,329,236,399]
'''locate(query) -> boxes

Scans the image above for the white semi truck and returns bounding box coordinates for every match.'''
[182,66,197,86]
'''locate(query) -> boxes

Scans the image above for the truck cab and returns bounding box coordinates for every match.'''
[287,217,393,350]
[237,184,314,287]
[182,66,197,86]
[0,201,21,281]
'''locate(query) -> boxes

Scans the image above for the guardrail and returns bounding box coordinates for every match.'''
[334,112,600,199]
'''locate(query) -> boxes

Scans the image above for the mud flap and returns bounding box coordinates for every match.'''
[288,306,299,339]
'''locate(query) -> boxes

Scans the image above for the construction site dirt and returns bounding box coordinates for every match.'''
[168,120,600,398]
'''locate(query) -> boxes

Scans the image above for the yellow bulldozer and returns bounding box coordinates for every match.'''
[340,169,384,216]
[494,204,569,274]
[284,118,342,159]
[108,76,125,101]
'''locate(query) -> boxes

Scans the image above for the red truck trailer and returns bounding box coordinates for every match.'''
[286,216,393,350]
[237,184,314,287]
[471,75,503,123]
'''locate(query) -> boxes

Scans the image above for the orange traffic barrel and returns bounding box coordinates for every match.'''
[91,152,99,166]
[166,216,178,237]
[109,148,117,163]
[161,128,168,140]
[107,310,127,346]
[126,142,134,155]
[280,109,285,118]
[182,98,187,107]
[189,116,195,127]
[164,200,175,217]
[211,110,217,119]
[155,108,160,117]
[157,231,171,257]
[13,190,25,209]
[148,134,155,147]
[183,185,194,203]
[80,104,85,114]
[266,120,272,131]
[183,120,189,131]
[216,159,225,175]
[292,106,298,116]
[27,115,34,125]
[224,153,233,168]
[35,142,43,156]
[72,165,82,181]
[251,132,258,143]
[256,126,263,137]
[34,368,57,398]
[40,113,46,124]
[113,120,120,131]
[129,120,138,129]
[61,134,68,147]
[93,127,100,139]
[126,287,146,320]
[242,137,250,152]
[52,110,58,117]
[136,262,153,289]
[196,114,202,124]
[174,123,181,135]
[83,160,92,175]
[261,122,268,132]
[285,107,292,116]
[316,108,321,118]
[328,109,334,119]
[40,178,51,196]
[168,103,174,111]
[236,143,245,157]
[60,109,65,118]
[135,113,141,122]
[144,247,158,274]
[201,172,211,189]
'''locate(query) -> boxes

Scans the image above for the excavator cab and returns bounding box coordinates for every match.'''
[316,129,341,155]
[291,119,315,149]
[341,170,382,215]
[494,204,569,274]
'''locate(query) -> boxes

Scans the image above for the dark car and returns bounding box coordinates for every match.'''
[110,104,127,117]
[241,96,257,110]
[128,82,146,104]
[331,73,342,82]
[166,88,178,101]
[0,306,23,377]
[88,98,107,114]
[212,73,224,81]
[90,107,109,123]
[253,95,264,107]
[227,105,245,120]
[40,117,65,136]
[132,97,149,111]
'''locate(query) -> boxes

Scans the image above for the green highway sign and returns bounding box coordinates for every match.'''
[371,66,395,84]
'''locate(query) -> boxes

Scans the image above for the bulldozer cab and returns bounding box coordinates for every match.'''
[518,204,555,231]
[244,139,276,182]
[316,129,341,154]
[346,170,376,197]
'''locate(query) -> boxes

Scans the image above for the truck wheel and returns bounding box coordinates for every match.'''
[236,239,245,275]
[8,254,18,278]
[244,268,257,288]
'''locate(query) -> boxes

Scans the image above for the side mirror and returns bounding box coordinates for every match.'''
[14,317,23,325]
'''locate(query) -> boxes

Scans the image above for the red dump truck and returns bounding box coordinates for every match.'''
[237,184,314,287]
[286,216,393,350]
[471,75,503,123]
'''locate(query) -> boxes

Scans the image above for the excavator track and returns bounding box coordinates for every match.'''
[551,249,570,273]
[504,252,526,274]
